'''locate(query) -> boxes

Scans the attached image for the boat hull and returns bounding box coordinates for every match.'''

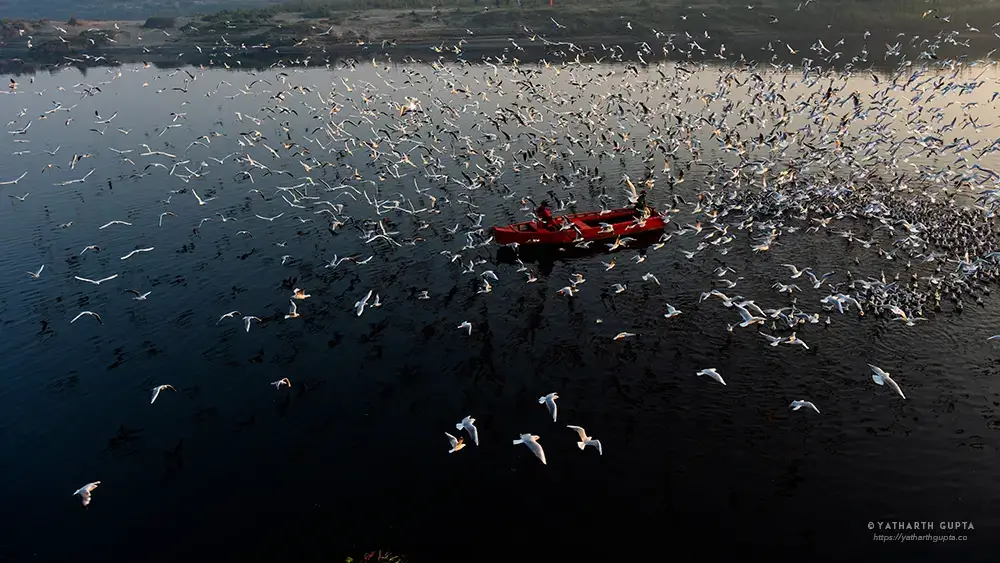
[492,207,665,246]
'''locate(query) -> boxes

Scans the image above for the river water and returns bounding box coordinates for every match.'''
[0,59,998,561]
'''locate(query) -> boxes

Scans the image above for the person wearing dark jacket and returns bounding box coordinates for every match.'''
[634,190,649,216]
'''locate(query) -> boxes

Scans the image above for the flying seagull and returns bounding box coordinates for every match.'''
[73,481,101,507]
[869,364,905,399]
[243,316,261,332]
[445,432,466,453]
[71,311,103,325]
[539,392,559,421]
[150,384,176,404]
[124,289,151,300]
[566,425,603,455]
[512,433,546,465]
[696,368,726,385]
[456,416,479,446]
[790,400,821,413]
[217,310,240,324]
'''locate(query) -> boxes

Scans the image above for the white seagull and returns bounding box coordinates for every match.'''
[354,289,374,316]
[790,400,821,413]
[73,481,101,507]
[445,432,466,453]
[120,247,154,260]
[444,432,465,454]
[783,332,810,350]
[26,265,44,279]
[124,289,151,300]
[99,220,131,229]
[243,315,261,332]
[512,433,546,465]
[456,416,479,446]
[696,368,726,385]
[735,304,766,327]
[192,189,215,205]
[761,333,784,346]
[805,270,836,289]
[0,171,27,186]
[74,274,118,285]
[150,384,176,404]
[566,425,603,455]
[458,321,472,335]
[217,310,240,324]
[869,364,905,399]
[71,311,103,325]
[539,392,559,421]
[781,264,811,279]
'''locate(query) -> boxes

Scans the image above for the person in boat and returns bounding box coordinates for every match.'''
[536,200,556,229]
[634,190,650,217]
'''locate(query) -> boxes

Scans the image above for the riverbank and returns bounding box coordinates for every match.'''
[2,0,999,74]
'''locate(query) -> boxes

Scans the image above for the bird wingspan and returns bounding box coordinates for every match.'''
[566,425,587,440]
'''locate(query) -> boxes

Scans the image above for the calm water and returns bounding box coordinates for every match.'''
[1,59,1000,562]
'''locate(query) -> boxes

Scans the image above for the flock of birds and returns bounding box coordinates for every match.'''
[445,395,602,466]
[2,4,999,508]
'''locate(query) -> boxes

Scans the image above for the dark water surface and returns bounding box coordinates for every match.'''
[0,60,999,562]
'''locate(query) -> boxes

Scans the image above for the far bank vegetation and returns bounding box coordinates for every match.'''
[142,16,176,29]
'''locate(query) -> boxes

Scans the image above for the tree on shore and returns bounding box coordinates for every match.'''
[142,16,176,29]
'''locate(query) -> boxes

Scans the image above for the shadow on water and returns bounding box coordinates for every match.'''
[497,230,664,274]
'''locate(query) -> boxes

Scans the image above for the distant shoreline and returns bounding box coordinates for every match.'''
[2,2,998,74]
[1,36,991,76]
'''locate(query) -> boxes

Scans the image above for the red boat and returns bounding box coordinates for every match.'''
[492,207,666,246]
